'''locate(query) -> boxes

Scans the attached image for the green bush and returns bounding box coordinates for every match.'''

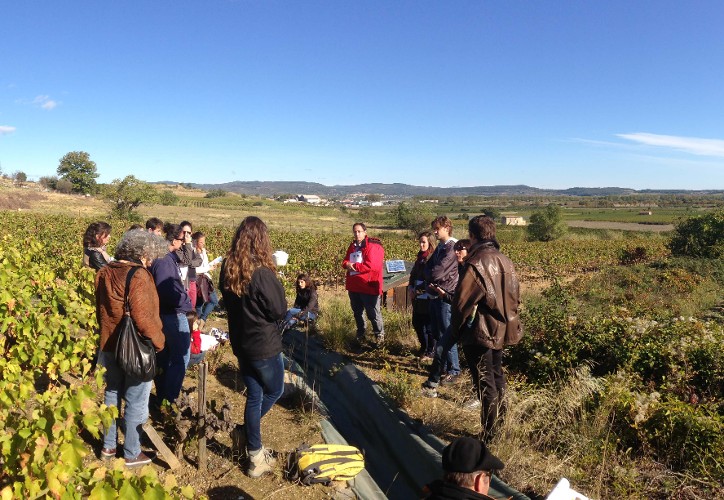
[527,204,568,241]
[381,362,417,408]
[159,189,179,206]
[641,398,724,478]
[669,209,724,259]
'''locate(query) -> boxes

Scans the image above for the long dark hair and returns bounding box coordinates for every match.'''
[224,216,275,296]
[296,273,316,295]
[83,222,111,248]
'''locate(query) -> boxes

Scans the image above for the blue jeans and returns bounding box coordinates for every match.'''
[284,308,318,326]
[155,312,190,403]
[196,290,219,321]
[239,352,285,452]
[427,299,460,383]
[98,350,152,459]
[348,292,384,337]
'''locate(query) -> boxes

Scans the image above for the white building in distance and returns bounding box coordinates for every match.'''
[501,216,526,226]
[298,194,321,204]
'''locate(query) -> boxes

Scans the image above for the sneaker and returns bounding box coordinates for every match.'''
[421,387,438,398]
[440,373,461,386]
[100,447,116,460]
[463,398,482,410]
[125,451,154,467]
[422,379,439,390]
[230,424,247,455]
[248,447,276,478]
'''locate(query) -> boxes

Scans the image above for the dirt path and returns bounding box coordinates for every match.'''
[567,220,674,232]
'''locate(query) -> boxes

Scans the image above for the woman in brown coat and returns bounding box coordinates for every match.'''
[94,229,167,467]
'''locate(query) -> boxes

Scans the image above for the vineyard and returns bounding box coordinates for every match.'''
[1,210,722,499]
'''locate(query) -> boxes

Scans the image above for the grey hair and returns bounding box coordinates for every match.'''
[114,229,168,263]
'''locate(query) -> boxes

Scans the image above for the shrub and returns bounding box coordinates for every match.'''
[669,209,724,259]
[380,362,417,408]
[618,246,649,265]
[159,189,179,206]
[527,204,568,242]
[38,176,58,190]
[56,178,74,194]
[641,398,723,477]
[205,189,227,198]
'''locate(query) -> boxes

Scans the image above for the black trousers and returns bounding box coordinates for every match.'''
[462,344,506,440]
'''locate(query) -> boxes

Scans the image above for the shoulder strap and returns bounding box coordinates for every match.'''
[124,266,141,313]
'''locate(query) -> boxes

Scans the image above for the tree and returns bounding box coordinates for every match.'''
[55,178,74,194]
[527,204,568,241]
[481,207,501,220]
[57,151,99,194]
[394,201,435,235]
[159,190,180,206]
[669,210,724,259]
[365,194,382,203]
[12,171,27,186]
[102,175,158,219]
[205,189,228,199]
[38,176,58,190]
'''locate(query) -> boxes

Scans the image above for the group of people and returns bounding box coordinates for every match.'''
[339,217,518,498]
[85,217,236,467]
[409,215,522,442]
[86,211,520,490]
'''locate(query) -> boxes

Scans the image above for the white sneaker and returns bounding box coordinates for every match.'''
[248,448,276,478]
[463,398,482,410]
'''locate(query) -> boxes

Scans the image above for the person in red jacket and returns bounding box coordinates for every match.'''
[342,222,385,343]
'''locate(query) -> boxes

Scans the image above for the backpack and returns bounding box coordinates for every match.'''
[285,443,365,486]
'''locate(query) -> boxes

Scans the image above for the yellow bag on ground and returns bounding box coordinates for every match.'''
[286,443,365,485]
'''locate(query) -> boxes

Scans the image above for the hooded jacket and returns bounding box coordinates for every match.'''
[342,236,384,295]
[451,240,522,350]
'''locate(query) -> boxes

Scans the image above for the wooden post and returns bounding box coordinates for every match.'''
[198,362,208,471]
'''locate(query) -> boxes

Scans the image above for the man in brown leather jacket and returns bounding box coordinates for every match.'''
[451,215,522,441]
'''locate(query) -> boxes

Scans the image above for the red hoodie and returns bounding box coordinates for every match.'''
[342,236,384,295]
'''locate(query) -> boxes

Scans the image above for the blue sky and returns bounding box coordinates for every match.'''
[2,1,723,190]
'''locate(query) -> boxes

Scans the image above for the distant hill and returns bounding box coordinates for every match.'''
[182,181,722,198]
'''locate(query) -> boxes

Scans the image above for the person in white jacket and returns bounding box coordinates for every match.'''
[192,231,220,330]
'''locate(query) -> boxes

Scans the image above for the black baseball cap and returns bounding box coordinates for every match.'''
[442,437,504,473]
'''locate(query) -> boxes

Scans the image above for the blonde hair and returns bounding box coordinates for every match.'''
[223,216,275,296]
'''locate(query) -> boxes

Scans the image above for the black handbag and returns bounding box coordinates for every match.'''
[115,266,157,382]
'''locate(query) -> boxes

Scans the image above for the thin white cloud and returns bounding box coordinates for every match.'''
[32,95,59,110]
[0,125,16,135]
[618,132,724,158]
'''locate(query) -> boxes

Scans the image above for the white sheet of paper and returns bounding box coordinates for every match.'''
[349,250,362,275]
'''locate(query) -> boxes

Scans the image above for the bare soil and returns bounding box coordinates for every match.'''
[100,315,335,500]
[567,219,674,232]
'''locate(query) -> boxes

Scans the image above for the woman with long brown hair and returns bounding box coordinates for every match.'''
[219,216,287,478]
[408,230,437,358]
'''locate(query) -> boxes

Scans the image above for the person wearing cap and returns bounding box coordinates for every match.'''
[423,436,505,499]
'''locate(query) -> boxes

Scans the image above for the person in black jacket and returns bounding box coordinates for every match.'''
[281,273,319,332]
[219,216,287,478]
[83,221,113,270]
